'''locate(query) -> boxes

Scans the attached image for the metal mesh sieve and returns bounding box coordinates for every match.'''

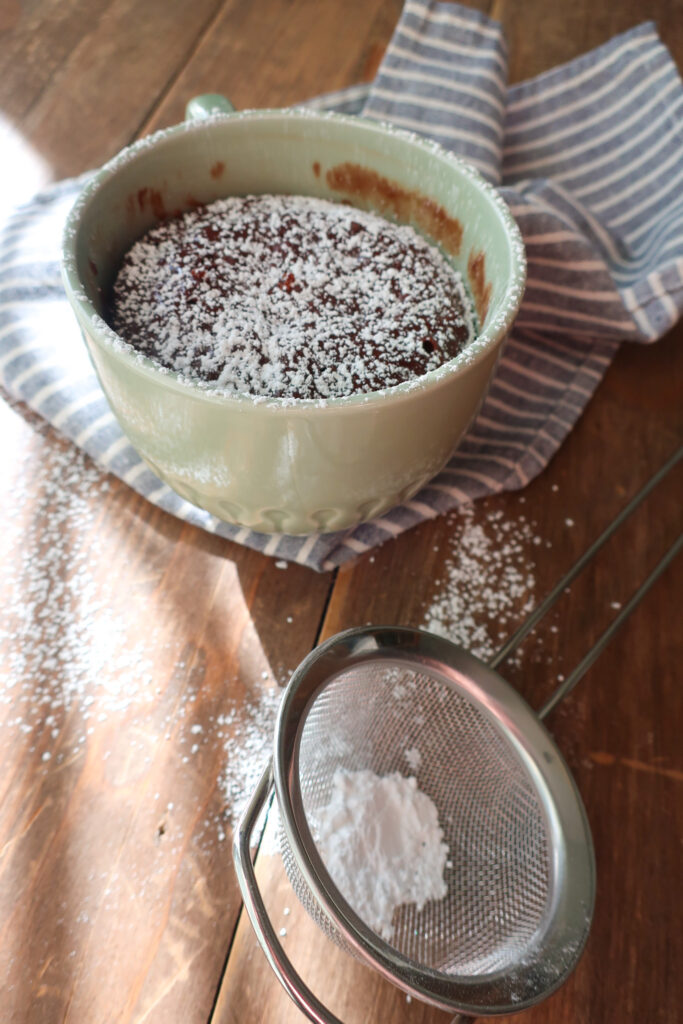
[236,454,681,1023]
[280,661,552,975]
[270,628,594,1017]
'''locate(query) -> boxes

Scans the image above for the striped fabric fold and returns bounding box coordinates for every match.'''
[363,0,508,183]
[0,1,681,571]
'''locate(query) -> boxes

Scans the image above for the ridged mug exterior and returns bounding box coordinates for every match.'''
[62,99,525,535]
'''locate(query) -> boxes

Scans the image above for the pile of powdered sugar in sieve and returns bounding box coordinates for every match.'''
[290,505,551,935]
[312,769,448,941]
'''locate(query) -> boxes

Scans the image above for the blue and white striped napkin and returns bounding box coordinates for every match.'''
[1,1,681,571]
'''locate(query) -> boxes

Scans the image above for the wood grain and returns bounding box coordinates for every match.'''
[0,396,333,1024]
[0,1,681,1022]
[210,1,683,1019]
[495,0,683,83]
[142,0,406,134]
[213,328,683,1023]
[2,0,227,183]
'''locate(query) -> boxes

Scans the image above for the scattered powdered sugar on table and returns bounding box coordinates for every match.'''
[424,503,544,662]
[111,193,475,400]
[215,685,281,830]
[312,769,448,941]
[0,438,160,761]
[0,410,282,842]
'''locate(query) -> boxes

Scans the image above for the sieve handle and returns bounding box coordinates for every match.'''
[233,762,345,1024]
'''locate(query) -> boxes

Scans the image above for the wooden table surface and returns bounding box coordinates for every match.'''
[1,1,681,1022]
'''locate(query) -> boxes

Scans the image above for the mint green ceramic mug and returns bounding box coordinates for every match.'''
[61,95,525,535]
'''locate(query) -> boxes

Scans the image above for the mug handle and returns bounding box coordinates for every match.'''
[185,93,235,120]
[233,762,344,1024]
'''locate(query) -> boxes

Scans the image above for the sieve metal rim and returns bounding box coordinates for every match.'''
[272,625,595,1016]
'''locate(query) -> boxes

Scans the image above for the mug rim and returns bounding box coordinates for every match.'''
[61,107,526,413]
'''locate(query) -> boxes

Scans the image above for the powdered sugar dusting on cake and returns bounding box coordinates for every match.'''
[110,194,476,400]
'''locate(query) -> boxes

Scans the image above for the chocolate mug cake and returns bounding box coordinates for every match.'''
[108,194,476,401]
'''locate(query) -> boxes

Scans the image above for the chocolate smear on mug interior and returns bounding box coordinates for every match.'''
[109,193,476,400]
[326,163,464,256]
[467,249,492,325]
[135,186,166,219]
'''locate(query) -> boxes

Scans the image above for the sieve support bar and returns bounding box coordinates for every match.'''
[538,531,683,719]
[489,444,682,672]
[233,762,344,1024]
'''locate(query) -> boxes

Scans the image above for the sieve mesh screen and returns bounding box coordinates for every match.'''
[280,660,552,977]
